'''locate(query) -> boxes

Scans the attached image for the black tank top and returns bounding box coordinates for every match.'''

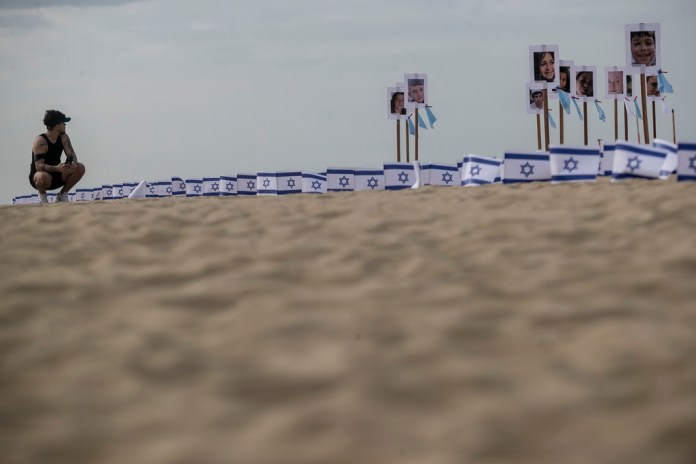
[30,134,63,173]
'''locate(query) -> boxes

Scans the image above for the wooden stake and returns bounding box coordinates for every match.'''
[652,100,657,140]
[640,74,650,144]
[636,114,641,144]
[583,101,588,146]
[542,89,550,151]
[415,108,419,162]
[672,109,676,144]
[559,101,564,145]
[624,101,628,141]
[536,113,542,150]
[406,117,410,162]
[614,99,618,142]
[396,120,401,162]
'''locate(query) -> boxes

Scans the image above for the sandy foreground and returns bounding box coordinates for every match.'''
[1,179,696,464]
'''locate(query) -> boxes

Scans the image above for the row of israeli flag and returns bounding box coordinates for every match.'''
[12,143,696,204]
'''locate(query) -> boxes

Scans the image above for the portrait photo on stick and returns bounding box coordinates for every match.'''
[529,45,560,88]
[625,23,660,71]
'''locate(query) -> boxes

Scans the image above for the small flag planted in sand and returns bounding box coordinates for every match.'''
[600,144,615,176]
[612,141,668,181]
[237,174,257,196]
[185,179,203,197]
[549,145,601,183]
[302,173,327,194]
[76,187,90,202]
[102,185,113,200]
[112,183,123,198]
[171,177,186,196]
[384,163,416,190]
[257,173,278,196]
[503,152,551,184]
[354,168,385,191]
[461,155,502,186]
[220,176,237,196]
[327,168,355,192]
[203,177,221,196]
[128,180,148,199]
[676,142,696,182]
[653,139,678,179]
[428,163,459,187]
[155,180,171,197]
[277,172,302,195]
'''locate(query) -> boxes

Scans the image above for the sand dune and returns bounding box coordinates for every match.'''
[2,179,696,464]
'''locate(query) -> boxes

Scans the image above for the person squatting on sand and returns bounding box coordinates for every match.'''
[29,110,85,204]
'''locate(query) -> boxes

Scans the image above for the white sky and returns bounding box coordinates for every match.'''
[1,0,694,203]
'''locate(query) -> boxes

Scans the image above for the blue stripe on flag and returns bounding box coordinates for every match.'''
[549,147,600,156]
[615,144,667,159]
[505,153,549,161]
[462,179,492,185]
[429,164,458,172]
[551,175,597,181]
[467,157,502,166]
[678,143,696,151]
[327,169,354,175]
[302,174,327,181]
[677,175,696,182]
[354,170,385,176]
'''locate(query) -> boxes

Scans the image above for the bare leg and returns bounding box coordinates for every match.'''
[60,163,86,193]
[33,172,52,195]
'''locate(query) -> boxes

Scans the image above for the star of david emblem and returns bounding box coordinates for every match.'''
[166,186,172,194]
[247,180,255,190]
[689,155,696,172]
[367,177,379,189]
[470,165,482,177]
[118,188,123,196]
[441,172,453,184]
[80,193,85,200]
[312,180,321,191]
[338,176,350,188]
[627,156,642,173]
[225,182,234,192]
[211,182,219,191]
[148,185,155,194]
[193,184,202,193]
[262,178,271,188]
[287,178,296,188]
[520,162,535,178]
[179,182,186,190]
[563,157,579,173]
[398,171,409,184]
[107,188,113,196]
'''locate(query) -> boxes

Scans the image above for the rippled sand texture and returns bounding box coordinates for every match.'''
[2,179,696,464]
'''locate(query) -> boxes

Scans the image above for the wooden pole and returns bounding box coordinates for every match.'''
[640,74,650,144]
[396,120,401,162]
[624,101,629,141]
[652,100,657,140]
[559,101,564,145]
[614,99,618,142]
[542,89,550,151]
[406,119,410,162]
[536,113,542,150]
[414,108,419,162]
[583,101,588,146]
[672,109,676,144]
[636,114,641,144]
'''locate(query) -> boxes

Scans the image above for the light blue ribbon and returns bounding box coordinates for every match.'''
[557,88,571,114]
[572,98,583,121]
[425,106,438,128]
[594,101,606,122]
[658,69,674,94]
[408,116,416,135]
[548,112,557,129]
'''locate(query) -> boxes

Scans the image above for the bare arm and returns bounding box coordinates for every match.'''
[32,136,56,172]
[60,133,78,163]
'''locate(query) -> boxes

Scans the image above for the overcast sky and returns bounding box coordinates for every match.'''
[1,0,694,203]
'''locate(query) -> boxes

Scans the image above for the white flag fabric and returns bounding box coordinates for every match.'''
[145,182,158,198]
[384,163,416,190]
[220,175,237,196]
[171,177,186,196]
[549,145,601,183]
[503,152,551,184]
[420,163,433,186]
[128,180,148,199]
[155,180,171,197]
[203,177,221,196]
[185,178,203,197]
[428,163,459,187]
[612,141,668,181]
[599,144,615,176]
[411,160,422,189]
[461,155,502,186]
[76,188,91,202]
[256,172,278,196]
[354,168,385,191]
[624,98,636,118]
[112,183,123,198]
[677,142,696,182]
[277,171,302,195]
[237,174,257,196]
[92,187,102,201]
[68,192,76,202]
[302,173,327,194]
[653,139,678,179]
[327,168,355,192]
[102,185,113,200]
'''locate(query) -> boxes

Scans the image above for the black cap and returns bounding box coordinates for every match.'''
[43,110,71,127]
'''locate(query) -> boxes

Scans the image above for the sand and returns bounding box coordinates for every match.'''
[1,179,696,464]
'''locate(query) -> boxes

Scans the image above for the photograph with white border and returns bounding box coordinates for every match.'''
[645,74,661,100]
[570,66,597,102]
[550,59,573,100]
[605,66,625,99]
[404,73,428,110]
[387,85,408,120]
[529,45,560,88]
[527,82,545,115]
[625,23,661,72]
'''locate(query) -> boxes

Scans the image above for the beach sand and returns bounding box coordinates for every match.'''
[2,179,696,464]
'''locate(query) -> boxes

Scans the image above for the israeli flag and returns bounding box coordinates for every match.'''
[256,172,278,195]
[69,192,76,203]
[420,163,433,186]
[92,187,102,201]
[327,168,355,192]
[171,177,186,196]
[220,175,237,196]
[503,152,551,184]
[185,178,203,197]
[145,182,158,198]
[653,139,678,179]
[237,174,257,196]
[354,168,385,191]
[549,145,601,183]
[302,173,327,194]
[102,185,113,200]
[677,142,696,182]
[123,182,138,198]
[612,141,668,181]
[429,164,459,187]
[461,155,502,186]
[203,177,221,196]
[384,163,416,190]
[599,144,615,176]
[155,180,172,197]
[76,187,90,202]
[277,171,302,195]
[111,183,123,199]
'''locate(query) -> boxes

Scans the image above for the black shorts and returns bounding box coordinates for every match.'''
[29,171,65,191]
